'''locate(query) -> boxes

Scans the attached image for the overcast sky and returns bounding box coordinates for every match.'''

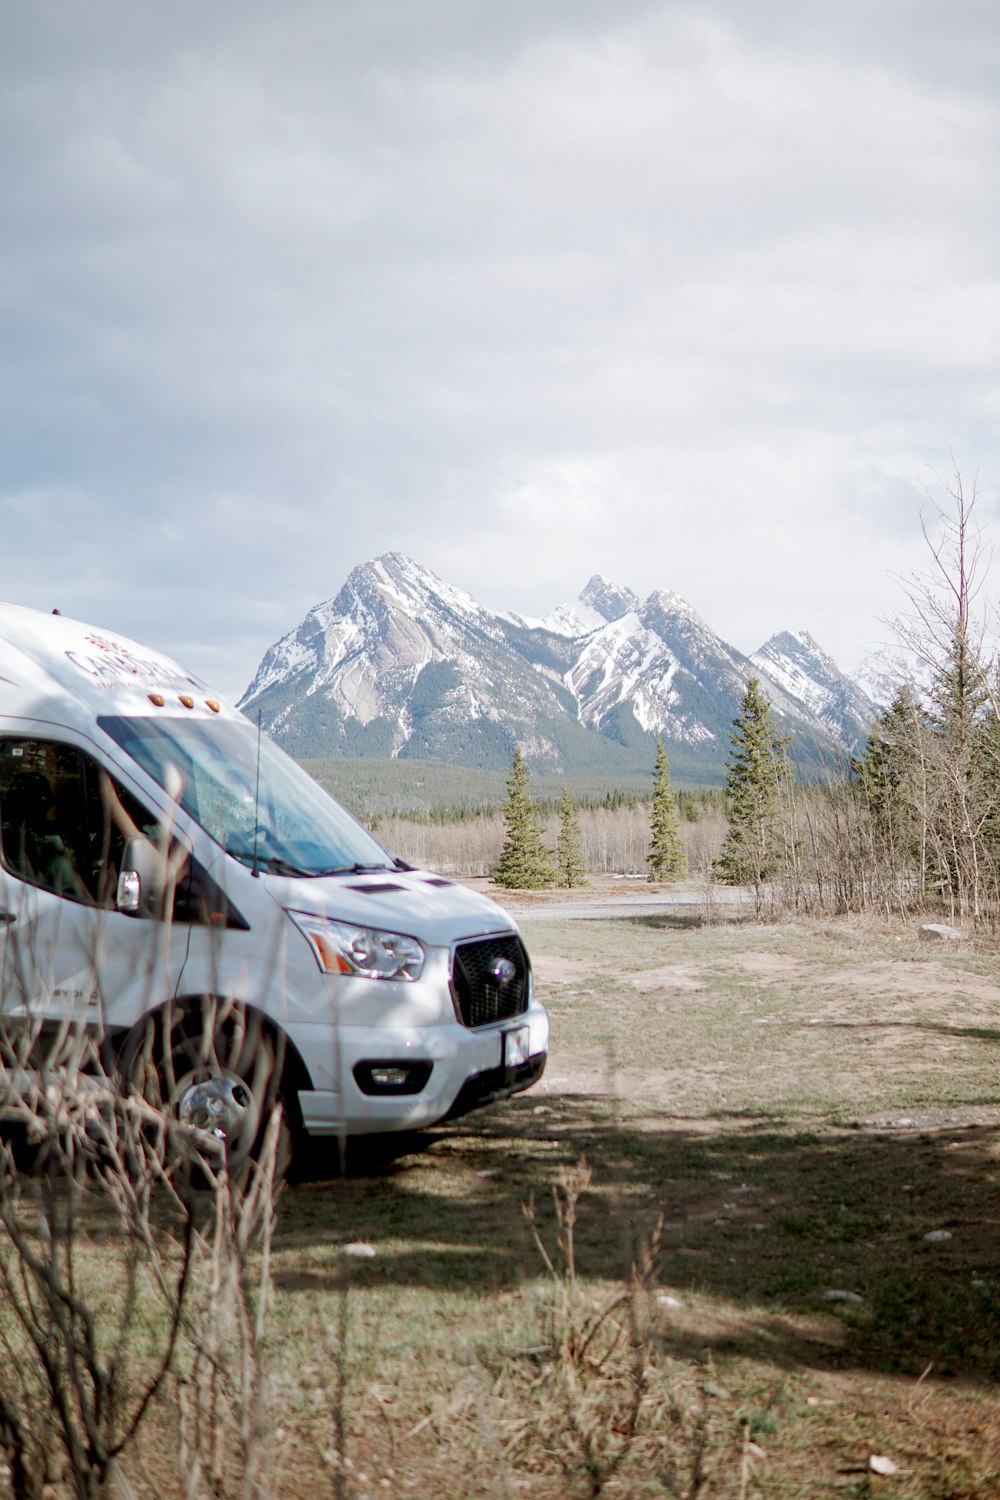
[1,0,997,700]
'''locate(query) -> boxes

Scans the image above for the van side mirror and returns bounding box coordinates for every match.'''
[116,836,183,918]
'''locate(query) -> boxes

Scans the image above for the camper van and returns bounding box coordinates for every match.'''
[0,604,548,1168]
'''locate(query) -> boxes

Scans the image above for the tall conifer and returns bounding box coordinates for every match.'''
[647,740,687,880]
[853,686,924,855]
[494,747,554,889]
[555,785,588,888]
[716,677,790,886]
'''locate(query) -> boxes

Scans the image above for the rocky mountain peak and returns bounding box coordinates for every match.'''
[640,588,705,630]
[761,629,822,658]
[754,630,841,685]
[579,575,640,623]
[335,553,476,618]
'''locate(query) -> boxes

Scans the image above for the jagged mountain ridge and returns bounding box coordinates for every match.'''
[750,631,876,749]
[239,553,877,778]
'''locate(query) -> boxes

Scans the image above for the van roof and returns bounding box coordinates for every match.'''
[0,603,238,728]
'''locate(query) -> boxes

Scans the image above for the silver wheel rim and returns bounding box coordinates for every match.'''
[174,1070,260,1165]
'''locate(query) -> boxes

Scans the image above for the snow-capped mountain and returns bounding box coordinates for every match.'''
[564,591,746,747]
[239,553,878,778]
[240,554,604,771]
[531,582,875,758]
[852,646,924,710]
[751,631,876,749]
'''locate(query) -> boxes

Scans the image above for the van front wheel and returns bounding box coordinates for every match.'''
[120,999,290,1184]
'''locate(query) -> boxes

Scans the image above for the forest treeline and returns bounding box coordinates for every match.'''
[371,785,720,828]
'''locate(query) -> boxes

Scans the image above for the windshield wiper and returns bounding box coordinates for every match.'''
[314,862,394,877]
[233,852,314,877]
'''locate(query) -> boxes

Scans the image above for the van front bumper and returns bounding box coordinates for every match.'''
[292,1002,549,1136]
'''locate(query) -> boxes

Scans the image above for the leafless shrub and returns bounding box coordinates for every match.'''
[172,1111,282,1500]
[301,1278,352,1500]
[0,1036,196,1500]
[374,810,505,876]
[0,954,283,1499]
[449,1162,760,1499]
[873,468,1000,927]
[515,1161,658,1498]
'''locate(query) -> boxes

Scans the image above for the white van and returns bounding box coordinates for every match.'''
[0,604,548,1168]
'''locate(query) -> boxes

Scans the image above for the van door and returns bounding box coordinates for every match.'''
[0,735,187,1058]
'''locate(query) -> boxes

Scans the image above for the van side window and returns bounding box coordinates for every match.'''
[0,739,157,906]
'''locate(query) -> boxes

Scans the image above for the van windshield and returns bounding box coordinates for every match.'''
[98,715,395,877]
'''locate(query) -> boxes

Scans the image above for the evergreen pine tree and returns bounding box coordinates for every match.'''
[976,677,1000,864]
[853,685,924,861]
[555,785,588,888]
[647,740,687,881]
[929,622,987,753]
[716,677,790,886]
[494,747,555,889]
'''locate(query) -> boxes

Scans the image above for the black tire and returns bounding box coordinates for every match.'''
[119,998,292,1187]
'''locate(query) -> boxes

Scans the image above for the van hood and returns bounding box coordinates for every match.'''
[263,868,519,948]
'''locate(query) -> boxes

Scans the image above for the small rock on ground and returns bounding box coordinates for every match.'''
[918,923,965,942]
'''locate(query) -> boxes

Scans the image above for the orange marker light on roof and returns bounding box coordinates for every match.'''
[179,694,195,709]
[148,693,165,707]
[206,699,221,713]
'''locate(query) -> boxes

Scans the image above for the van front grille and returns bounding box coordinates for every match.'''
[451,935,530,1029]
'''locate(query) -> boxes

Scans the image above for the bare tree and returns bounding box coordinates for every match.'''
[0,1050,196,1500]
[880,469,1000,920]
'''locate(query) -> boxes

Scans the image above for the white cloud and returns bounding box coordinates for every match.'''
[0,0,995,702]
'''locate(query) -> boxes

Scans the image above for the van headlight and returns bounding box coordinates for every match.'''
[289,911,425,981]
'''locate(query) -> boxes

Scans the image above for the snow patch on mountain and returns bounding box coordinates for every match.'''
[569,614,672,723]
[362,553,499,635]
[526,599,606,637]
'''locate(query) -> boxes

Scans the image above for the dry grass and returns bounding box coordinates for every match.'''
[12,907,1000,1498]
[211,912,1000,1496]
